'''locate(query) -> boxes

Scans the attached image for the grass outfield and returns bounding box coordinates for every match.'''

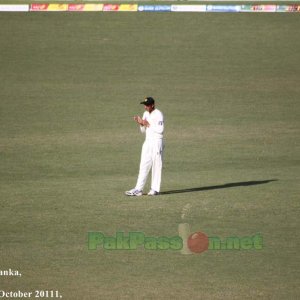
[0,12,299,299]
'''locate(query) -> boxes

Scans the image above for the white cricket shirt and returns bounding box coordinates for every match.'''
[140,109,164,140]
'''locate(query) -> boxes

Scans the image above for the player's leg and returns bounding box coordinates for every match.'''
[150,140,164,194]
[135,141,152,192]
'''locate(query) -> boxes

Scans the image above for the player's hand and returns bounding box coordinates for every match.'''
[133,116,149,127]
[143,120,150,127]
[134,115,143,125]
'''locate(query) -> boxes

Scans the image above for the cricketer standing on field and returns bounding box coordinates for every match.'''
[125,97,164,196]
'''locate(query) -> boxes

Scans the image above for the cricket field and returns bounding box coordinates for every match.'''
[0,11,299,299]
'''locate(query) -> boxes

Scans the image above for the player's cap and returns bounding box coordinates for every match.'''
[140,97,155,106]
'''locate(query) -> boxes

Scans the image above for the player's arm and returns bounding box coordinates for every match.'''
[133,116,149,127]
[133,115,149,134]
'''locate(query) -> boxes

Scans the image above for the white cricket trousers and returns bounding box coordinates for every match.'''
[135,138,164,192]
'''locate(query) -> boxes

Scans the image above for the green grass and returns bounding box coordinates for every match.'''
[0,12,299,299]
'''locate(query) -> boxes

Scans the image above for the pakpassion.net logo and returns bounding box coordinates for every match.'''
[88,230,263,254]
[88,232,182,251]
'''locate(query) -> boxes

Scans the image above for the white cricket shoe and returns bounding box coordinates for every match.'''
[147,190,159,196]
[125,189,143,196]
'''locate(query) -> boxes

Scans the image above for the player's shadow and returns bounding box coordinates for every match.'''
[160,179,278,195]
